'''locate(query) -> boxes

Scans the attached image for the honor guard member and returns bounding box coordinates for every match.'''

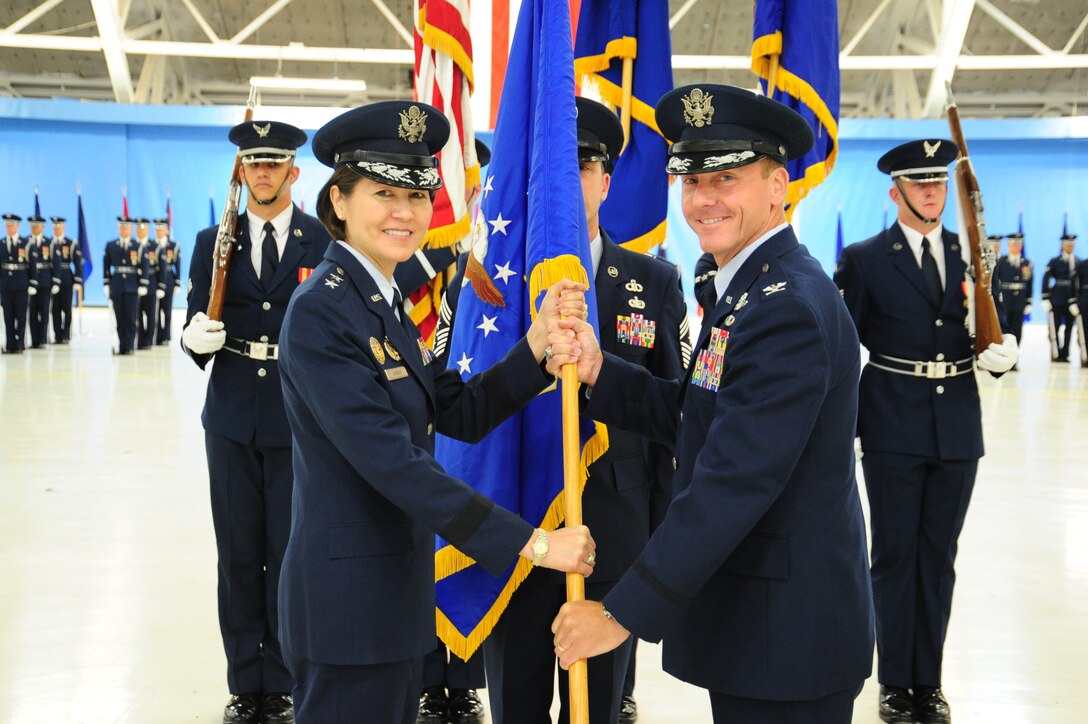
[994,232,1032,358]
[134,218,159,350]
[835,140,1018,724]
[103,216,144,354]
[1076,245,1088,367]
[479,96,689,724]
[154,218,181,344]
[49,216,83,344]
[1042,232,1078,362]
[1,213,31,353]
[549,84,875,724]
[181,119,330,724]
[277,101,595,724]
[26,215,53,347]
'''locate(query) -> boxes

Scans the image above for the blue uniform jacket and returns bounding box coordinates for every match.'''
[158,240,181,291]
[28,237,52,289]
[588,227,874,701]
[994,254,1032,312]
[277,241,550,666]
[183,207,330,447]
[1041,254,1078,307]
[103,239,149,294]
[0,236,31,291]
[835,224,1006,461]
[51,236,83,285]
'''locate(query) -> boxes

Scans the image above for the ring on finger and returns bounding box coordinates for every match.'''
[556,643,568,653]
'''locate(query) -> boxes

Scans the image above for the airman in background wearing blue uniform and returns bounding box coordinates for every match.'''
[182,119,330,724]
[835,139,1017,724]
[276,101,595,724]
[134,218,159,350]
[103,216,144,355]
[1075,239,1088,367]
[49,216,82,344]
[548,84,875,724]
[26,215,53,348]
[154,218,181,344]
[994,231,1032,364]
[1042,233,1079,362]
[479,96,689,724]
[1,213,31,353]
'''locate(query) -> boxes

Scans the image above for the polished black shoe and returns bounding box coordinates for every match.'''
[447,688,484,724]
[261,693,294,723]
[915,686,951,724]
[878,685,914,723]
[618,693,638,723]
[416,686,448,724]
[223,693,261,723]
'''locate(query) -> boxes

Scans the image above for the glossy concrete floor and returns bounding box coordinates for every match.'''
[1,310,1085,723]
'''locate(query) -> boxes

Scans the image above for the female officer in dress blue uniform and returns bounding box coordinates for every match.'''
[276,101,596,724]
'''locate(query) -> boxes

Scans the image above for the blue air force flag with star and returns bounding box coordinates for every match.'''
[432,0,607,660]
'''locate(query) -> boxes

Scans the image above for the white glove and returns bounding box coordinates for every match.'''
[1071,302,1081,318]
[1024,303,1032,317]
[1042,298,1052,313]
[51,284,60,295]
[977,333,1018,374]
[182,311,227,354]
[137,286,148,297]
[28,285,37,296]
[156,289,166,299]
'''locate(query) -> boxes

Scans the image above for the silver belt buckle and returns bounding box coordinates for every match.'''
[249,341,269,361]
[918,361,948,379]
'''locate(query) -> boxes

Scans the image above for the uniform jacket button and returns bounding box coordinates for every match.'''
[427,423,433,435]
[262,301,272,311]
[257,368,267,378]
[260,335,269,342]
[936,353,945,361]
[672,457,678,470]
[935,319,943,327]
[936,385,944,394]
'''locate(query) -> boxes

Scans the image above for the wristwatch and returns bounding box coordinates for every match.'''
[531,528,549,566]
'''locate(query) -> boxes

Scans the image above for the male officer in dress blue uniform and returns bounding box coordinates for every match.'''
[1041,233,1078,362]
[835,140,1018,723]
[474,96,688,724]
[26,215,54,348]
[1,213,31,353]
[134,218,160,350]
[154,218,181,344]
[994,232,1032,359]
[103,216,146,354]
[182,119,329,724]
[549,84,876,724]
[49,216,83,344]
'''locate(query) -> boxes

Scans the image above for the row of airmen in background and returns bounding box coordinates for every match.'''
[0,213,182,355]
[990,230,1087,366]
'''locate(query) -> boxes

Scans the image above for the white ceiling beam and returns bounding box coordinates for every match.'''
[129,18,165,41]
[842,0,894,56]
[669,0,702,31]
[1062,9,1088,54]
[89,0,135,103]
[922,0,975,117]
[178,0,221,43]
[975,0,1053,56]
[134,53,160,102]
[897,32,935,56]
[2,0,67,35]
[370,0,414,48]
[230,0,296,45]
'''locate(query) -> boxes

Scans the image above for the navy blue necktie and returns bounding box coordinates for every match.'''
[260,222,278,289]
[920,237,943,306]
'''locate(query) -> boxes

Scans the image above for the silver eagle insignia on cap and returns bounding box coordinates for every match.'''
[253,123,271,138]
[682,88,714,128]
[398,105,428,143]
[923,140,941,158]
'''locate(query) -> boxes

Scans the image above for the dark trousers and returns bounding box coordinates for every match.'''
[284,649,423,724]
[863,451,978,688]
[111,290,139,352]
[708,681,862,724]
[483,571,633,724]
[1050,307,1074,359]
[206,433,294,695]
[157,289,174,342]
[138,291,157,348]
[422,640,485,690]
[1002,303,1025,347]
[52,283,74,342]
[622,640,637,696]
[1,286,28,351]
[28,285,50,346]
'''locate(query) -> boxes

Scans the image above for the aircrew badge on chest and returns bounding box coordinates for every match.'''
[691,327,729,393]
[369,337,386,364]
[616,313,656,349]
[417,336,435,365]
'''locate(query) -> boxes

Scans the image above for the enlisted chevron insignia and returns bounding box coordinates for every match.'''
[762,282,787,296]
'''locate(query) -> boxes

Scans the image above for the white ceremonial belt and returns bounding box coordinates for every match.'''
[224,337,279,361]
[869,353,975,379]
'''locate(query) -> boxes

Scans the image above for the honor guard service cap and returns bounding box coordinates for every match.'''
[27,216,45,224]
[229,120,307,163]
[1062,232,1078,241]
[1006,232,1023,240]
[877,139,959,182]
[576,97,624,168]
[656,84,814,176]
[2,213,21,222]
[134,218,150,226]
[153,218,169,227]
[312,101,449,191]
[475,138,491,167]
[50,216,66,224]
[117,216,133,224]
[987,234,1004,242]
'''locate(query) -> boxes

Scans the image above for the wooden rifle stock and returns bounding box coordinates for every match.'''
[206,87,257,321]
[945,83,1004,356]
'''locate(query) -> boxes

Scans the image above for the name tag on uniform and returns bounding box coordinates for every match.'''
[691,327,729,393]
[616,313,657,349]
[385,366,409,381]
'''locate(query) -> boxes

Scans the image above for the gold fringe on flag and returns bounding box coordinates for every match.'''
[418,6,475,90]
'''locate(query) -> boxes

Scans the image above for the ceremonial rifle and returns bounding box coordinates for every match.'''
[206,87,257,320]
[945,83,1004,355]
